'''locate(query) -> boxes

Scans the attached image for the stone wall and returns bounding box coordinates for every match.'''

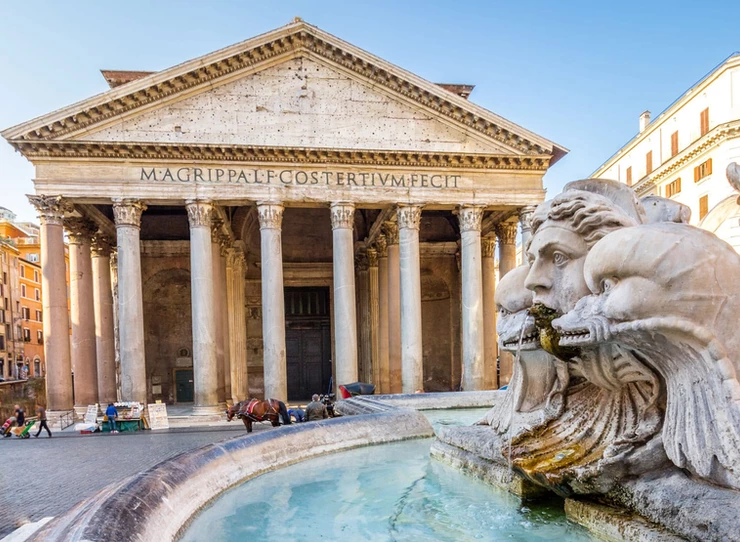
[142,244,192,404]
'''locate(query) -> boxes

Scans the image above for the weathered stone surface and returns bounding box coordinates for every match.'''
[30,410,434,542]
[429,439,546,499]
[564,499,683,542]
[554,223,740,490]
[611,468,740,542]
[85,57,506,154]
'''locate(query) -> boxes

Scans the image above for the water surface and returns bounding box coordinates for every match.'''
[182,409,593,541]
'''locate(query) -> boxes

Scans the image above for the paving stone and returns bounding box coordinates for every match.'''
[0,424,266,537]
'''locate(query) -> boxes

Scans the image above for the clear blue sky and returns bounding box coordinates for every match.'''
[1,0,738,222]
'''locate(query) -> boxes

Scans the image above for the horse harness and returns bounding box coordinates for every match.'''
[238,399,277,423]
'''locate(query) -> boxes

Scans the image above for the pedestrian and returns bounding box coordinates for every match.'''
[105,403,119,434]
[305,394,328,422]
[34,405,52,438]
[14,404,25,427]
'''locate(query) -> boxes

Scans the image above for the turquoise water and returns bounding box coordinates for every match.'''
[181,410,594,542]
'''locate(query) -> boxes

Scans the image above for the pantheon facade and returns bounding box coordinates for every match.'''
[2,20,566,415]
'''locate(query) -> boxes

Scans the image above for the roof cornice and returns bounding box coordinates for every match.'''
[1,20,566,162]
[632,120,740,195]
[593,53,740,177]
[8,140,551,171]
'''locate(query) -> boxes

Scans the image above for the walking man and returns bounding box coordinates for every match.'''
[105,403,119,434]
[34,405,52,438]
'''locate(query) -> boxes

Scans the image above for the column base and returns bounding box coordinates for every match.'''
[191,405,224,416]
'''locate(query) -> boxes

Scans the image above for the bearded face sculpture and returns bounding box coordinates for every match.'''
[479,266,566,434]
[553,223,740,490]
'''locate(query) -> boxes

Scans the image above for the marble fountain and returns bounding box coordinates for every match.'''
[27,172,740,541]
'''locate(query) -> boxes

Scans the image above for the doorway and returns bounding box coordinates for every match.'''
[174,368,194,403]
[285,287,332,401]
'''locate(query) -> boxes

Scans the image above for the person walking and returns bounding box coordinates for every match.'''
[105,403,119,434]
[14,404,25,427]
[34,405,52,438]
[305,394,328,422]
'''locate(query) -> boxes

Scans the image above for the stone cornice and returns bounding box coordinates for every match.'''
[2,21,565,161]
[8,140,552,171]
[632,122,740,196]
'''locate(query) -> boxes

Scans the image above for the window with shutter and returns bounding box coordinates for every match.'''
[699,195,709,220]
[666,178,682,198]
[646,151,653,175]
[700,108,709,136]
[670,131,678,157]
[694,158,713,182]
[626,166,632,186]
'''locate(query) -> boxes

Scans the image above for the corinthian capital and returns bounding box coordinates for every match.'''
[330,202,355,230]
[91,234,115,258]
[457,205,485,233]
[185,200,214,228]
[64,217,98,245]
[112,199,147,228]
[496,221,518,246]
[367,248,378,268]
[519,205,537,235]
[27,195,73,226]
[481,236,496,258]
[396,204,423,230]
[375,235,388,258]
[382,221,399,245]
[256,202,284,230]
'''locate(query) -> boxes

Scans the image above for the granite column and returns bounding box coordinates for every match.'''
[29,195,73,413]
[383,222,402,393]
[496,221,519,385]
[376,235,390,393]
[331,202,358,386]
[186,200,219,414]
[458,205,485,391]
[257,202,287,401]
[397,205,423,394]
[112,199,147,404]
[91,235,117,404]
[367,248,380,387]
[481,236,498,389]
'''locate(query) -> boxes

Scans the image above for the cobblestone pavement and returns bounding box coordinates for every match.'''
[0,423,269,537]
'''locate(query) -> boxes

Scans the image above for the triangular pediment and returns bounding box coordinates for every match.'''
[2,19,566,161]
[78,56,513,154]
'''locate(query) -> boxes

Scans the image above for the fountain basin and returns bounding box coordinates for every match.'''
[28,409,433,542]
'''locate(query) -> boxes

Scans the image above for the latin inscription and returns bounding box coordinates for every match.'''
[140,167,459,189]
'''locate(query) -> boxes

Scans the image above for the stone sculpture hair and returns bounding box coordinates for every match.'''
[529,190,639,250]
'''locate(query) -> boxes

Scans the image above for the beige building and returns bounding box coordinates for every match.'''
[1,20,565,415]
[592,52,740,250]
